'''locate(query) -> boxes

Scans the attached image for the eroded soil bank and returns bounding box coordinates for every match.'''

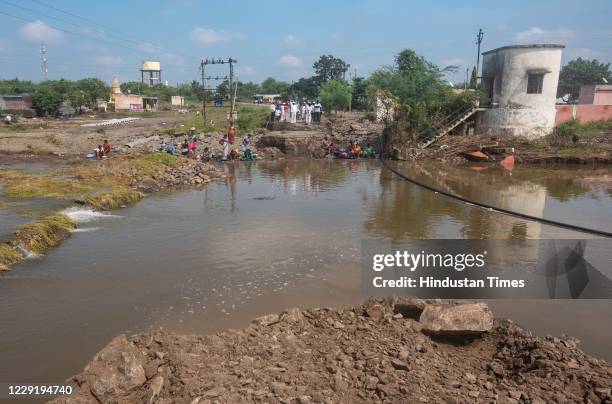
[54,299,612,404]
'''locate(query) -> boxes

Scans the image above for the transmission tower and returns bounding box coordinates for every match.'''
[40,43,48,81]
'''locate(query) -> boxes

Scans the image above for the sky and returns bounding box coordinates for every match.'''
[0,0,611,86]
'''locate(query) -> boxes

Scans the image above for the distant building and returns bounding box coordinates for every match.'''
[556,84,612,124]
[0,94,35,117]
[475,44,564,138]
[108,77,158,112]
[253,94,280,104]
[578,84,612,105]
[171,95,185,106]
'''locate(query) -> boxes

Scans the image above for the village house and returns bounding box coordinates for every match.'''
[0,94,35,117]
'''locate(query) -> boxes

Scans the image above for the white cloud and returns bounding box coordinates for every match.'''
[278,55,302,67]
[284,35,300,47]
[95,55,122,67]
[190,27,245,45]
[20,20,63,44]
[514,27,576,43]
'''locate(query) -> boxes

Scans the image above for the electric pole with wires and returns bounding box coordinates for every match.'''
[199,57,237,124]
[475,28,484,83]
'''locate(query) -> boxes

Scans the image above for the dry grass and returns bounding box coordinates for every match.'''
[0,171,96,199]
[0,243,22,271]
[13,214,76,254]
[85,189,143,210]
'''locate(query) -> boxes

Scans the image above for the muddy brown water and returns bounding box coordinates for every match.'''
[0,159,611,386]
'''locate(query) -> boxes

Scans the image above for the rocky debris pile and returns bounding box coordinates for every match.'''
[54,299,611,403]
[326,116,383,145]
[125,161,226,193]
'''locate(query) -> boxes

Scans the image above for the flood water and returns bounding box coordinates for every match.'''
[1,159,611,384]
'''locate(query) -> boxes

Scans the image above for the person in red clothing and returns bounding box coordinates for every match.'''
[102,139,112,155]
[228,124,236,144]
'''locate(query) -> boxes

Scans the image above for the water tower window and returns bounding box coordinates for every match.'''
[527,74,544,94]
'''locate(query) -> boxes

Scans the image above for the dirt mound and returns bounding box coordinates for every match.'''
[54,299,611,403]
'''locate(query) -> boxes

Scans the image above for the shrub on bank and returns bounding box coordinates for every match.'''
[85,189,143,210]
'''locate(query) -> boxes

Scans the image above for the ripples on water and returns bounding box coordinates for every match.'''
[0,159,611,383]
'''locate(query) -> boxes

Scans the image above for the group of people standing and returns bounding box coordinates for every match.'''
[270,100,322,125]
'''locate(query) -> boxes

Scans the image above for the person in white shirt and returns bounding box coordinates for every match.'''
[290,102,298,123]
[269,103,276,122]
[300,103,306,122]
[305,102,313,125]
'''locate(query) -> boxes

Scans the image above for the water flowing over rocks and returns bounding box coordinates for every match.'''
[53,299,611,403]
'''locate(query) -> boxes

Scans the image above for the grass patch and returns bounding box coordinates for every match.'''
[0,243,22,271]
[118,152,180,178]
[13,214,76,254]
[85,189,143,210]
[182,103,269,133]
[0,171,95,199]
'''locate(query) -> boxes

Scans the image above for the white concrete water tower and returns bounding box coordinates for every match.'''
[141,60,161,87]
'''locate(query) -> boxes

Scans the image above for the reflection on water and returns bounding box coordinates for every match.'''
[0,159,610,385]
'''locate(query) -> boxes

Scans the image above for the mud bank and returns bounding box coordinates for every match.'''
[54,299,611,403]
[0,153,227,270]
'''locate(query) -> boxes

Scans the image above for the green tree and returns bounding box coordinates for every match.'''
[68,90,87,113]
[369,48,478,141]
[31,87,63,116]
[313,55,350,83]
[217,80,230,98]
[76,78,109,109]
[0,79,35,94]
[351,77,368,110]
[291,77,320,101]
[260,77,290,94]
[236,81,260,101]
[557,58,612,103]
[319,79,351,113]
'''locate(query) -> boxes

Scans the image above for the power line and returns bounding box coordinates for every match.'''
[0,4,198,65]
[30,0,153,46]
[0,0,146,48]
[0,9,142,53]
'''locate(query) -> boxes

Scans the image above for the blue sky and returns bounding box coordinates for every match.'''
[1,0,611,85]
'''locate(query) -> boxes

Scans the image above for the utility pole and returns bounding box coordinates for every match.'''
[40,43,48,81]
[200,59,207,122]
[475,29,484,83]
[228,57,235,124]
[200,57,237,125]
[465,67,469,90]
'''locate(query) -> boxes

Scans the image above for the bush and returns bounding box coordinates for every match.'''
[319,80,351,113]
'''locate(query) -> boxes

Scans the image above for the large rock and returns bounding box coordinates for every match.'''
[419,303,494,335]
[84,335,147,401]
